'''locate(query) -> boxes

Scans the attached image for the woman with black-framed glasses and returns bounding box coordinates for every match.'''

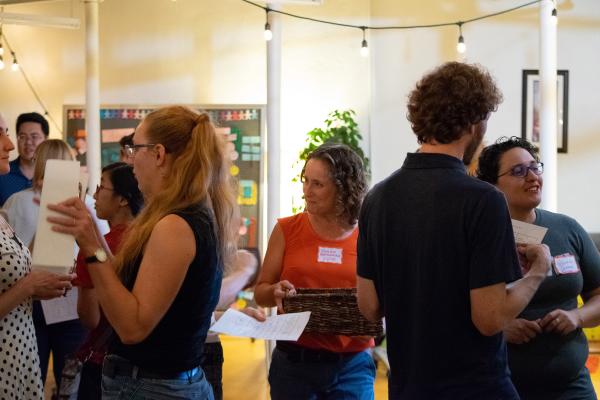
[477,136,600,400]
[46,106,237,399]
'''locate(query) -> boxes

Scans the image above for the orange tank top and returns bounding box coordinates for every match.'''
[279,212,373,353]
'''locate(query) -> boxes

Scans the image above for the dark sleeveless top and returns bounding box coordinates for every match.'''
[112,204,223,373]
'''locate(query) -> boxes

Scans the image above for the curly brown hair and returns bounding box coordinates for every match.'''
[301,143,367,226]
[407,62,503,144]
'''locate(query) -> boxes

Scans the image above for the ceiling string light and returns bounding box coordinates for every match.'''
[0,30,62,134]
[360,26,369,57]
[456,22,466,54]
[10,51,18,71]
[0,25,4,57]
[242,0,555,56]
[264,9,273,41]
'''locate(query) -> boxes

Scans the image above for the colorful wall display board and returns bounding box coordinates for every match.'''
[63,105,265,253]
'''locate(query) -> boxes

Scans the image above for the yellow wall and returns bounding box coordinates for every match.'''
[1,0,599,229]
[0,0,371,216]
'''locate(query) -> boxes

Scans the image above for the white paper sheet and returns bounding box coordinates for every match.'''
[40,287,79,325]
[32,160,80,275]
[210,309,310,341]
[508,219,552,286]
[512,219,548,244]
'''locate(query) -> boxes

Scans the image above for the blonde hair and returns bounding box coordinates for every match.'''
[114,106,237,275]
[33,139,74,190]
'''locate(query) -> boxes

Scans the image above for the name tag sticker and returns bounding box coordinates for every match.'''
[554,253,579,275]
[317,247,343,264]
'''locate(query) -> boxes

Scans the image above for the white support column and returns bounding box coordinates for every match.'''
[266,5,282,235]
[539,0,558,211]
[84,0,101,191]
[265,2,282,371]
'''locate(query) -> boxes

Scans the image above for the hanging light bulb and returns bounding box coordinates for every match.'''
[11,51,18,71]
[361,39,369,57]
[0,55,4,70]
[264,10,272,41]
[264,22,273,41]
[360,27,369,57]
[457,35,466,54]
[551,7,558,23]
[0,42,4,57]
[456,23,466,54]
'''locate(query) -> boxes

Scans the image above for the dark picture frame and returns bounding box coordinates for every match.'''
[521,69,569,153]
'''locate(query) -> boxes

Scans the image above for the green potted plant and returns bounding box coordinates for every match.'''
[297,110,370,175]
[292,110,370,212]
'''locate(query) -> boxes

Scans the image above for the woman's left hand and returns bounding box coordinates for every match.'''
[47,197,101,255]
[540,309,583,335]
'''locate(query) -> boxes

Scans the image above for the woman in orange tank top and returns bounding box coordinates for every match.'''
[255,143,376,400]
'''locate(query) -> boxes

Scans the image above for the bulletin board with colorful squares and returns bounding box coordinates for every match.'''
[63,105,265,251]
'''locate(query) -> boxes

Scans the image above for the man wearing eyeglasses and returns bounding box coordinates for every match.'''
[0,112,48,206]
[356,62,552,400]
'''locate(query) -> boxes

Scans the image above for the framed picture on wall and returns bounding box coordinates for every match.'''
[521,69,569,153]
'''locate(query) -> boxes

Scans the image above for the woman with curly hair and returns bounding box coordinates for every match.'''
[477,136,600,399]
[255,143,374,400]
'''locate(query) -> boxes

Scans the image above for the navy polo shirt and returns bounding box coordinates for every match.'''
[0,158,32,206]
[358,152,522,399]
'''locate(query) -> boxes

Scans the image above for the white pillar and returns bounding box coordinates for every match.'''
[539,0,558,211]
[264,2,282,371]
[84,0,101,191]
[266,5,282,235]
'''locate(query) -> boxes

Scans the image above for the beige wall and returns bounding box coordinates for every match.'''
[1,0,599,230]
[0,0,371,216]
[369,0,600,231]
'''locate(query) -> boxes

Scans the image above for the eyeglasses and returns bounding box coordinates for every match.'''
[96,184,115,193]
[17,134,44,143]
[123,143,156,157]
[498,162,544,178]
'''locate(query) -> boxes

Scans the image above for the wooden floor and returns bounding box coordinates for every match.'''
[46,338,600,399]
[221,336,386,400]
[221,337,600,400]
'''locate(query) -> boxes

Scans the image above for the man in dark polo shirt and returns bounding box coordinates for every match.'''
[356,62,552,399]
[0,112,48,205]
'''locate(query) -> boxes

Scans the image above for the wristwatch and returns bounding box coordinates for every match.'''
[85,248,108,264]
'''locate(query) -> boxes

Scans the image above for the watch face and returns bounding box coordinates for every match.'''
[96,249,108,263]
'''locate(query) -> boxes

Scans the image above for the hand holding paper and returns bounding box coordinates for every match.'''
[512,219,548,274]
[210,309,310,341]
[32,160,80,274]
[512,219,548,245]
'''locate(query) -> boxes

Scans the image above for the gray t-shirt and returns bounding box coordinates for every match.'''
[508,208,600,389]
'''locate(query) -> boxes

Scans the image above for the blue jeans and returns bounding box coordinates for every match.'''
[269,347,376,400]
[33,300,88,387]
[101,355,214,399]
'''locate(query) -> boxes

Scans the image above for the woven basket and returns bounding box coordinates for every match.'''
[282,288,383,337]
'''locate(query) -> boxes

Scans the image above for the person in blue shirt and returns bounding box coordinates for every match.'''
[0,112,48,205]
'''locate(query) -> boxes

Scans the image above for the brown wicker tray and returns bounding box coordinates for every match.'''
[282,288,383,337]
